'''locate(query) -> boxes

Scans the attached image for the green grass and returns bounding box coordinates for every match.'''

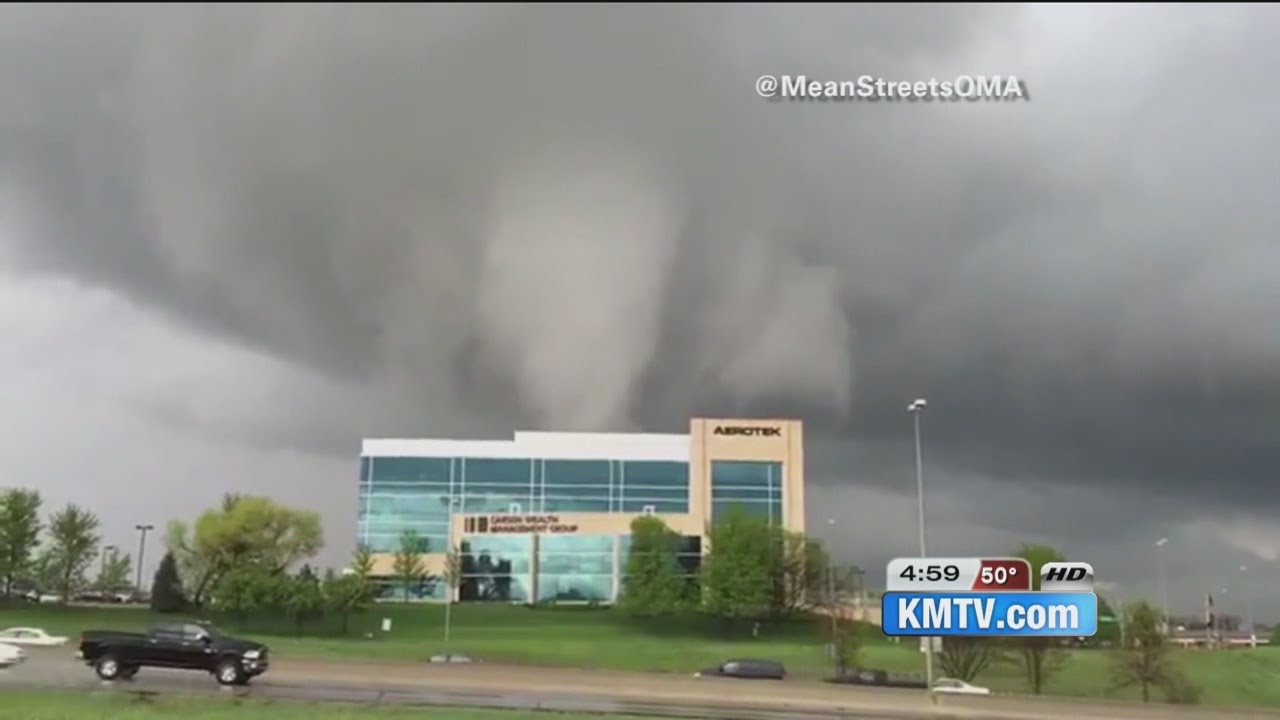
[0,690,663,720]
[7,603,1280,708]
[0,603,845,675]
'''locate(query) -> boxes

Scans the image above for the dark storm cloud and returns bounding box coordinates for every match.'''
[3,3,1280,531]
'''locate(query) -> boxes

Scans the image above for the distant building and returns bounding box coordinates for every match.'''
[357,418,806,603]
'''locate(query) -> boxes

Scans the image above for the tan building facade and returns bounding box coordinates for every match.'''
[360,418,804,603]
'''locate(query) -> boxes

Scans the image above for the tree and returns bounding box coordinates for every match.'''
[830,619,863,676]
[1112,600,1176,703]
[770,530,829,616]
[1007,543,1068,694]
[45,504,100,602]
[701,507,774,625]
[0,489,42,597]
[619,516,685,616]
[442,545,463,643]
[94,548,134,595]
[350,543,375,578]
[282,573,324,636]
[167,495,324,606]
[150,551,187,613]
[938,637,1002,682]
[324,572,376,635]
[392,529,427,601]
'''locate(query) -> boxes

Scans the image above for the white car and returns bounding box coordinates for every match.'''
[0,642,27,668]
[0,627,70,647]
[932,678,991,695]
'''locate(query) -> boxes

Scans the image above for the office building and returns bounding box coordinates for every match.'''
[357,418,805,603]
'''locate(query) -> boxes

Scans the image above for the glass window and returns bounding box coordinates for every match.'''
[617,487,689,501]
[710,460,781,491]
[372,457,453,487]
[621,461,689,489]
[461,536,532,574]
[361,457,458,558]
[536,573,612,603]
[364,531,448,553]
[543,460,610,487]
[542,496,611,513]
[708,486,778,501]
[538,552,613,575]
[464,458,532,488]
[540,535,614,553]
[618,499,688,513]
[462,492,530,513]
[460,534,532,603]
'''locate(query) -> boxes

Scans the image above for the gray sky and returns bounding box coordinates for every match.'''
[2,4,1278,618]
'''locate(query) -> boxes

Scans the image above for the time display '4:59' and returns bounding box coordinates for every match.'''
[899,564,960,582]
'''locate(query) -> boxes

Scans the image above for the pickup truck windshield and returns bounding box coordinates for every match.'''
[149,623,224,640]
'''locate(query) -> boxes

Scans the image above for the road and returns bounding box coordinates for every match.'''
[5,647,1280,720]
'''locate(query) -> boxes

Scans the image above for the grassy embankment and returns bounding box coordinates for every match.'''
[5,603,1280,707]
[0,691,660,720]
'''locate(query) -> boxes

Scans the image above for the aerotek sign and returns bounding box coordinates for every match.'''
[713,426,782,438]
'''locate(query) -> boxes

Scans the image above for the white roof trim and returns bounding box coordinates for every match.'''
[362,431,689,462]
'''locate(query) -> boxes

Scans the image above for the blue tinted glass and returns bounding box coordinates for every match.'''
[710,460,781,491]
[462,493,530,513]
[542,496,610,513]
[537,552,613,575]
[618,487,688,501]
[543,460,611,486]
[363,457,458,561]
[540,535,615,553]
[460,534,531,602]
[622,461,689,489]
[709,486,776,501]
[619,499,688,513]
[372,457,452,486]
[537,574,612,602]
[461,535,531,574]
[464,458,532,487]
[364,532,448,553]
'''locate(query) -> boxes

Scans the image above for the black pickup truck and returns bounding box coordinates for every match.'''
[78,621,269,685]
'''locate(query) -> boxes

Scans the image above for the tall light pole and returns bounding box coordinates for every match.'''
[134,524,154,593]
[1241,565,1254,646]
[907,398,934,694]
[1155,538,1169,632]
[826,519,838,655]
[99,545,117,579]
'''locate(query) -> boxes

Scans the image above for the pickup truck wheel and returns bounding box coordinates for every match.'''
[120,667,139,680]
[95,656,121,681]
[215,659,244,686]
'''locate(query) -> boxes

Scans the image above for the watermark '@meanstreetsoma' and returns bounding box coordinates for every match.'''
[755,74,1028,102]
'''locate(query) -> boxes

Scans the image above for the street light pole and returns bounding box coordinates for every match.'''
[826,518,838,674]
[1241,565,1254,646]
[908,398,934,695]
[99,545,117,578]
[134,524,154,594]
[1155,538,1169,632]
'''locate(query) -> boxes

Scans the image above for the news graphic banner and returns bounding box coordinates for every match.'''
[881,559,1098,638]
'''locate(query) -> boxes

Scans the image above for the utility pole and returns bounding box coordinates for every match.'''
[99,545,117,579]
[908,398,935,696]
[134,524,154,594]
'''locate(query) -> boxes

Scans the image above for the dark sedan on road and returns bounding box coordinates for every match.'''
[694,659,787,680]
